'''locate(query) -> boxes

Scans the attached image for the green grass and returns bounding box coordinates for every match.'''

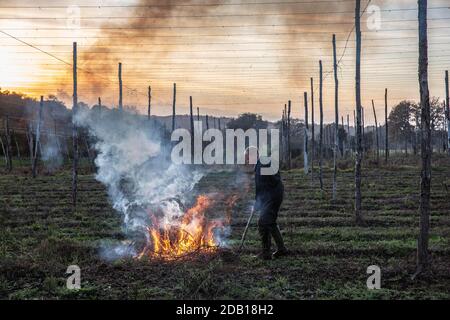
[1,157,450,300]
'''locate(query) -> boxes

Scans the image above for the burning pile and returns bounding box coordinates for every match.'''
[137,195,229,260]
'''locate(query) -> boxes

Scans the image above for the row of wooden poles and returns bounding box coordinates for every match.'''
[0,0,448,277]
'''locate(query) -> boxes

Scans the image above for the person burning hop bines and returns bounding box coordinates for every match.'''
[245,147,289,260]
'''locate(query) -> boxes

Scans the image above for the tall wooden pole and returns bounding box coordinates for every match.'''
[385,88,389,163]
[347,114,350,155]
[172,83,176,132]
[445,71,450,154]
[287,100,292,170]
[353,109,356,154]
[319,61,324,190]
[283,104,286,164]
[362,106,365,153]
[5,116,12,172]
[332,34,339,200]
[281,110,285,165]
[341,116,345,157]
[415,0,431,277]
[310,77,315,181]
[372,100,380,164]
[304,92,309,175]
[355,0,363,224]
[190,96,194,159]
[148,86,152,120]
[118,62,123,110]
[72,42,78,207]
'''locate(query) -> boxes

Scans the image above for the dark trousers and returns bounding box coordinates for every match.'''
[257,195,285,254]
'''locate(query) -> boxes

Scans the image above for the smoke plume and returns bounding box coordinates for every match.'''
[74,108,204,259]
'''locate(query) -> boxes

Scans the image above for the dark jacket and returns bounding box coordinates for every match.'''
[254,160,284,224]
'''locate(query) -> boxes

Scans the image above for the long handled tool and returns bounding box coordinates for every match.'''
[238,206,255,253]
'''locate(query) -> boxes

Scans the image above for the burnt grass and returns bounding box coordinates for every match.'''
[1,156,450,300]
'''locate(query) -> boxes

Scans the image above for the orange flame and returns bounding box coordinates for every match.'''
[137,195,226,260]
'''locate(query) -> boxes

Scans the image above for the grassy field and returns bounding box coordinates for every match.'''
[1,156,450,300]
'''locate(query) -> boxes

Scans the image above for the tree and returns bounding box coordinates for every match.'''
[226,113,268,131]
[388,100,416,154]
[411,97,445,152]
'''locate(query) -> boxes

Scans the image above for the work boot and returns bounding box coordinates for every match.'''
[258,225,272,260]
[270,225,289,259]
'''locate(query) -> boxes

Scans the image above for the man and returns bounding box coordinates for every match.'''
[247,149,288,260]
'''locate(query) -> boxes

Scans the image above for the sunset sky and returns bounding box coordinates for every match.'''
[0,0,450,123]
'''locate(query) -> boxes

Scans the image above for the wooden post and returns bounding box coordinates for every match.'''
[0,135,6,165]
[362,106,365,154]
[372,100,380,164]
[319,60,324,190]
[332,34,339,200]
[118,62,123,110]
[384,88,389,164]
[172,83,176,132]
[445,71,450,154]
[304,92,309,175]
[310,77,315,181]
[26,123,34,167]
[355,0,363,224]
[347,114,351,155]
[415,0,432,277]
[284,104,287,164]
[32,96,44,178]
[72,42,79,207]
[83,132,95,172]
[287,100,292,170]
[280,110,285,166]
[13,130,20,161]
[148,86,152,120]
[5,116,12,172]
[190,96,194,160]
[341,116,345,157]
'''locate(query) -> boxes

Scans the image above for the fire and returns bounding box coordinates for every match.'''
[137,195,226,260]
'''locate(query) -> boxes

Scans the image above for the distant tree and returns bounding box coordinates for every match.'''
[411,98,445,152]
[411,97,445,131]
[388,100,416,154]
[226,113,267,131]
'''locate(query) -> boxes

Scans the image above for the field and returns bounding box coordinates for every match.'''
[1,156,450,300]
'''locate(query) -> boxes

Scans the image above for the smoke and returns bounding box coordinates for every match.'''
[76,0,221,101]
[40,135,63,170]
[74,108,204,258]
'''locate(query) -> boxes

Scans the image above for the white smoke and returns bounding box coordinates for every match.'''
[74,108,204,258]
[40,136,63,170]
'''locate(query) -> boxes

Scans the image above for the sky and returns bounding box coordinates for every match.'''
[0,0,449,124]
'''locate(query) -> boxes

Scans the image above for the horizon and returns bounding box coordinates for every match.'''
[1,0,450,124]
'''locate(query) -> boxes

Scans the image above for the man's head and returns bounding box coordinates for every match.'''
[244,146,259,165]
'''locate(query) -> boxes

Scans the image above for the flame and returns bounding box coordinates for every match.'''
[138,195,226,260]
